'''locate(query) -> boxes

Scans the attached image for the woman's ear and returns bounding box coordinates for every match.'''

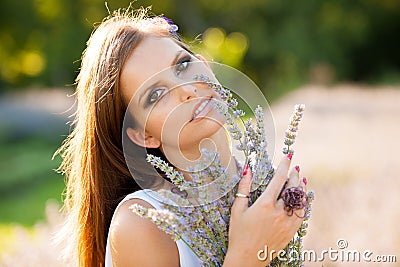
[126,127,161,148]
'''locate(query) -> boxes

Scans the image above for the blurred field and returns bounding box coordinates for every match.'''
[0,85,399,266]
[273,85,400,266]
[0,89,72,265]
[0,89,74,226]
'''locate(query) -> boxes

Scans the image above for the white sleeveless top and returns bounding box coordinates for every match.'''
[105,189,202,267]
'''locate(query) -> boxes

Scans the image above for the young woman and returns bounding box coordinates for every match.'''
[57,8,307,267]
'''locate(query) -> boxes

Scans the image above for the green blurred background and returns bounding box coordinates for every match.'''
[2,0,400,93]
[0,0,399,259]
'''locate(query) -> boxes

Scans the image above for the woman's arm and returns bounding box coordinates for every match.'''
[109,199,180,267]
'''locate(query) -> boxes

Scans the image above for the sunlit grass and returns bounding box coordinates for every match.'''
[0,201,65,266]
[0,224,18,253]
[0,224,35,253]
[0,176,64,226]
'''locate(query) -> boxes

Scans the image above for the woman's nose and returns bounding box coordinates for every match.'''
[177,83,197,101]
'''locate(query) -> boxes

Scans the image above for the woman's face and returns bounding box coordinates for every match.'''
[121,36,223,155]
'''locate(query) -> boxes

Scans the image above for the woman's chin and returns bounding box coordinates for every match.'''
[179,118,225,147]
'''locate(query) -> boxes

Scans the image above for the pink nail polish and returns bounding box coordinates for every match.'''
[287,153,293,160]
[295,165,300,172]
[242,164,248,176]
[302,177,307,185]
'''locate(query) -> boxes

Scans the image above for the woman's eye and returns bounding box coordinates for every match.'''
[175,56,191,75]
[148,88,165,104]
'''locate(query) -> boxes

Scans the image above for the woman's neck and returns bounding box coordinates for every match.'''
[154,128,240,204]
[160,127,239,182]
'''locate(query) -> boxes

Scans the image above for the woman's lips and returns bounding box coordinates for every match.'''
[191,97,213,122]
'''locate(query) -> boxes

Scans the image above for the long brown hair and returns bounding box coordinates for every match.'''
[56,8,185,266]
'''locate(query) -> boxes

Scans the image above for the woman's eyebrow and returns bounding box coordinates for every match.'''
[171,49,185,66]
[138,49,186,104]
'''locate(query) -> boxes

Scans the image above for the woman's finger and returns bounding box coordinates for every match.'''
[300,176,307,190]
[285,165,301,189]
[259,154,292,203]
[231,164,252,215]
[275,166,300,201]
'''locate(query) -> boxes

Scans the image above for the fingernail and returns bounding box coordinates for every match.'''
[287,153,293,160]
[242,164,249,176]
[302,177,307,185]
[295,165,300,172]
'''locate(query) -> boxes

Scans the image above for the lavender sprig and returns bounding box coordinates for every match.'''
[249,106,274,194]
[283,104,305,155]
[129,203,183,241]
[146,154,186,189]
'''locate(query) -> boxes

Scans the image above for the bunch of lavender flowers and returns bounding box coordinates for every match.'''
[192,75,314,266]
[213,86,314,266]
[136,152,237,266]
[130,75,314,267]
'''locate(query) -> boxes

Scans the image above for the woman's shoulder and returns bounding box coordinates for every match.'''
[108,194,180,266]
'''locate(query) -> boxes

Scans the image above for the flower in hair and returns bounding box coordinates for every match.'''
[162,16,179,35]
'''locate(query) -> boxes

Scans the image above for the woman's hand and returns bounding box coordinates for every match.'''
[223,155,307,267]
